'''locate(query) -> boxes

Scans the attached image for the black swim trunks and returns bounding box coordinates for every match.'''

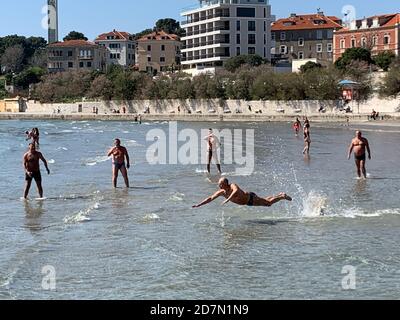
[113,162,126,170]
[25,171,42,183]
[247,192,256,206]
[355,153,366,161]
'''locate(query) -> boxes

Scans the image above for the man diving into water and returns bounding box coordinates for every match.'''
[108,139,130,188]
[23,143,50,199]
[192,178,292,208]
[348,130,371,179]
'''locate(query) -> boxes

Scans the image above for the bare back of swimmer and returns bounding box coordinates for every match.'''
[192,178,292,208]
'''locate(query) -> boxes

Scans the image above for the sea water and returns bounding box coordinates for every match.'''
[0,120,400,299]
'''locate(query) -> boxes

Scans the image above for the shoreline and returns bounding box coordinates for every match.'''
[1,112,400,124]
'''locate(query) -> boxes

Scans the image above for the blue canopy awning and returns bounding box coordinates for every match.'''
[338,80,360,87]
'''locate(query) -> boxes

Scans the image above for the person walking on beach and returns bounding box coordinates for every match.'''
[303,121,311,155]
[348,130,371,179]
[108,139,130,188]
[192,178,292,208]
[23,143,50,199]
[204,129,222,174]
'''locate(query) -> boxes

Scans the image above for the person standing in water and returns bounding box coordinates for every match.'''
[108,139,130,188]
[303,120,311,155]
[293,118,301,137]
[23,143,50,199]
[204,129,222,174]
[192,178,292,208]
[348,130,371,179]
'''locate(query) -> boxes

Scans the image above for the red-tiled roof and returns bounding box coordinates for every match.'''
[95,30,133,41]
[385,13,400,26]
[137,30,179,42]
[335,13,400,33]
[272,14,342,31]
[48,40,98,47]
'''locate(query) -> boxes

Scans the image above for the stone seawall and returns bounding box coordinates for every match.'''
[22,97,400,116]
[1,112,400,122]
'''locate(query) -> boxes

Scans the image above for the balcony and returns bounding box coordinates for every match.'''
[183,26,230,37]
[181,52,230,62]
[181,12,230,25]
[78,55,94,60]
[182,39,230,49]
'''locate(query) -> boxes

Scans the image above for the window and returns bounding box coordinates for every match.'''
[161,45,165,51]
[160,57,165,62]
[351,38,356,48]
[87,62,92,68]
[361,37,367,48]
[79,62,84,68]
[68,62,73,68]
[236,34,241,44]
[298,51,304,59]
[373,36,378,46]
[248,47,256,55]
[298,38,304,46]
[68,51,73,57]
[384,35,390,45]
[271,32,276,41]
[316,43,323,52]
[327,43,333,52]
[248,34,256,45]
[280,45,287,54]
[248,21,256,32]
[237,8,255,17]
[327,30,333,39]
[340,39,346,49]
[117,53,121,59]
[236,47,241,56]
[147,57,151,62]
[236,21,240,31]
[316,30,323,39]
[280,32,286,41]
[147,45,151,51]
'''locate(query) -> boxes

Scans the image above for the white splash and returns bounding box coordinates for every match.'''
[63,202,100,224]
[300,191,328,218]
[142,213,160,221]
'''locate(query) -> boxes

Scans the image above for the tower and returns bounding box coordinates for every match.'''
[48,0,59,44]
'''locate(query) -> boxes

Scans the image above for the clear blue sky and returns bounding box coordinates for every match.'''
[0,0,398,40]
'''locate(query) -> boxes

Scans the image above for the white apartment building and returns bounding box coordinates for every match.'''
[95,30,136,68]
[181,0,273,75]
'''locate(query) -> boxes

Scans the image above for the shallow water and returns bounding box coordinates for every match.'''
[0,120,400,300]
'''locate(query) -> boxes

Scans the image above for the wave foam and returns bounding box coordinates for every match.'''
[63,202,100,224]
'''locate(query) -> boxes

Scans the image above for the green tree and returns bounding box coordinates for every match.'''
[88,75,114,100]
[335,47,373,70]
[224,54,266,72]
[379,58,400,97]
[134,29,154,40]
[374,51,396,71]
[63,31,88,42]
[1,44,25,73]
[14,66,45,89]
[0,77,7,99]
[155,18,184,36]
[300,61,323,74]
